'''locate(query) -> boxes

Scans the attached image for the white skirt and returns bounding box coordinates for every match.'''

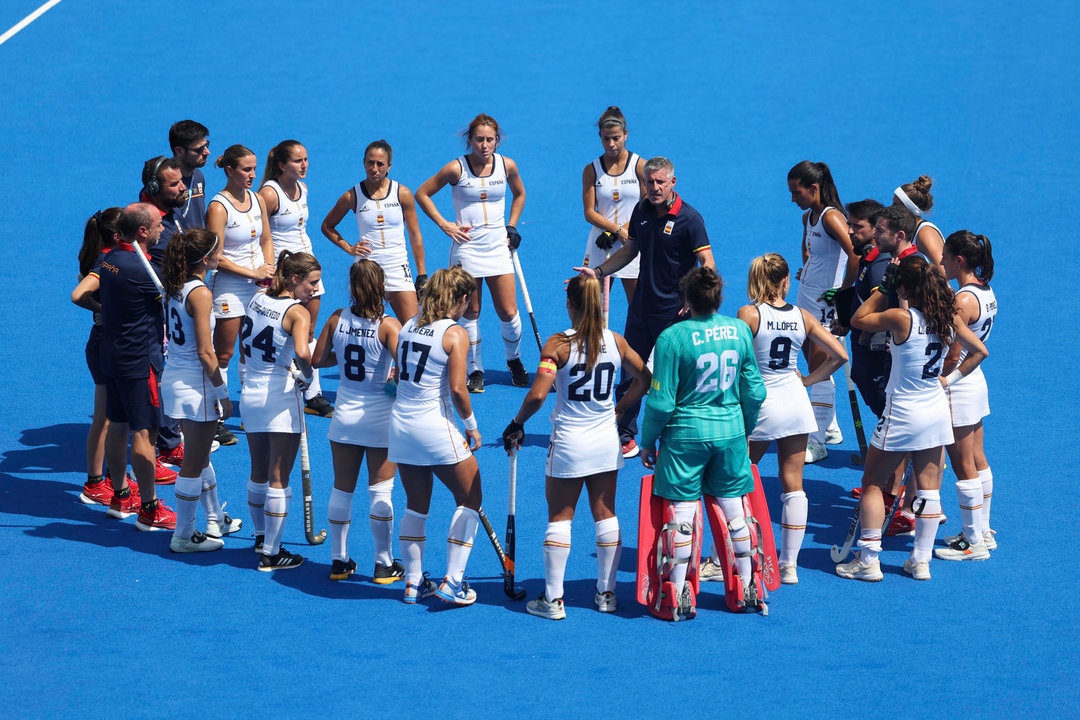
[364,249,414,293]
[240,372,303,433]
[871,387,954,452]
[211,271,262,319]
[388,404,472,466]
[584,229,640,279]
[545,419,624,478]
[947,369,990,427]
[749,378,816,442]
[327,392,393,447]
[449,226,513,278]
[796,283,834,327]
[161,366,218,422]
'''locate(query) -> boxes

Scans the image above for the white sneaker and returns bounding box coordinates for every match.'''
[594,590,616,613]
[983,529,997,551]
[527,593,566,620]
[210,440,221,453]
[836,553,882,582]
[170,531,224,553]
[805,438,827,464]
[699,557,725,582]
[779,563,799,585]
[825,427,844,445]
[205,509,243,538]
[903,556,931,580]
[934,534,990,561]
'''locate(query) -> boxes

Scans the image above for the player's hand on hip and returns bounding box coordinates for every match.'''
[442,222,471,244]
[642,445,658,469]
[349,241,372,257]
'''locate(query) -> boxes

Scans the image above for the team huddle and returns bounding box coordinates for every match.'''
[71,108,998,619]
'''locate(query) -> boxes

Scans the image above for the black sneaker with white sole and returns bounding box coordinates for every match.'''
[507,358,529,387]
[258,548,305,572]
[216,422,238,447]
[467,371,484,393]
[253,534,265,554]
[304,394,334,417]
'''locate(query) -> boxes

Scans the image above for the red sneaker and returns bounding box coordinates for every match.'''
[135,500,177,531]
[154,459,178,485]
[885,512,916,536]
[157,443,184,466]
[621,439,639,459]
[851,487,862,499]
[79,477,114,506]
[107,484,142,519]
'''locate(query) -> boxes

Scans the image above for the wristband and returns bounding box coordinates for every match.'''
[212,379,229,401]
[593,265,605,280]
[462,413,478,432]
[944,369,963,387]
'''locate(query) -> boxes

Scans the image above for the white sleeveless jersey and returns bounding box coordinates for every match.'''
[915,220,943,258]
[802,207,845,291]
[165,278,214,372]
[549,329,621,428]
[452,154,508,233]
[265,180,312,255]
[211,190,264,271]
[591,154,640,226]
[242,293,300,377]
[887,308,945,396]
[332,309,394,400]
[752,303,806,389]
[955,282,997,379]
[393,317,455,415]
[354,180,407,266]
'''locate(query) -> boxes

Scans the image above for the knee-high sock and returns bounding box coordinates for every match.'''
[979,467,993,531]
[543,520,572,600]
[247,479,267,535]
[718,496,751,590]
[594,517,621,594]
[400,509,427,584]
[263,486,292,556]
[809,378,835,444]
[238,359,246,388]
[669,502,698,597]
[955,478,983,544]
[368,479,394,567]
[501,313,522,361]
[304,339,322,400]
[912,488,942,563]
[445,506,479,584]
[173,474,202,538]
[327,488,353,562]
[200,463,222,525]
[779,491,808,566]
[460,317,482,373]
[857,528,883,564]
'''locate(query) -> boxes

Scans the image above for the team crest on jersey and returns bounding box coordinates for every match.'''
[480,190,488,201]
[613,189,621,202]
[663,220,675,235]
[250,228,257,239]
[377,213,384,224]
[221,302,230,313]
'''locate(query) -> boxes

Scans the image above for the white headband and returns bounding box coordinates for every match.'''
[894,187,924,218]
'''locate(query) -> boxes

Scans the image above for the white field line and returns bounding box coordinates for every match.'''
[0,0,63,47]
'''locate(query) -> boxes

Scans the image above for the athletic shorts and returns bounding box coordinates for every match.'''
[103,370,161,432]
[85,326,104,385]
[210,270,262,319]
[653,435,754,502]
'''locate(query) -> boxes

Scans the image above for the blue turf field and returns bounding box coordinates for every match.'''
[1,1,1078,716]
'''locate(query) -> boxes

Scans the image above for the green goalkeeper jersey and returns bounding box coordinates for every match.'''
[641,312,765,448]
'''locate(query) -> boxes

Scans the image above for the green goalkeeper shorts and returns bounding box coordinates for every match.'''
[653,435,754,502]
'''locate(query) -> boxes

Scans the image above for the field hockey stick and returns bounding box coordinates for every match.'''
[296,386,327,545]
[881,460,913,533]
[478,506,526,600]
[601,249,611,326]
[830,500,861,563]
[504,450,519,599]
[510,249,543,353]
[130,239,165,296]
[843,362,869,465]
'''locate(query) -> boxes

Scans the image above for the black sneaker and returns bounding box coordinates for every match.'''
[330,558,357,581]
[253,534,265,554]
[467,371,484,394]
[507,358,529,387]
[373,559,406,584]
[216,422,238,447]
[304,394,334,417]
[258,547,305,572]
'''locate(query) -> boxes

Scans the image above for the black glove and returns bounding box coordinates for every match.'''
[414,273,428,297]
[595,230,617,251]
[506,225,522,250]
[879,262,901,294]
[854,242,874,258]
[502,419,524,451]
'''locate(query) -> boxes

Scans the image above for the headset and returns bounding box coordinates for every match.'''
[143,155,167,197]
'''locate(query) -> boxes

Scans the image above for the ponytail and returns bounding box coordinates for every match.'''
[898,255,956,345]
[349,259,386,321]
[261,139,304,187]
[596,106,627,132]
[564,275,605,370]
[746,253,789,304]
[944,230,994,283]
[270,250,320,296]
[78,207,122,277]
[787,160,846,216]
[681,266,725,315]
[163,228,218,297]
[418,266,475,327]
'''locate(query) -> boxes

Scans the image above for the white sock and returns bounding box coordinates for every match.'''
[400,509,427,584]
[912,488,942,563]
[718,496,751,591]
[668,502,698,597]
[445,506,479,584]
[979,467,993,531]
[460,317,482,373]
[304,339,322,399]
[501,313,522,361]
[857,529,882,564]
[594,517,621,594]
[779,491,808,567]
[368,479,394,567]
[327,487,353,562]
[809,379,835,445]
[543,520,572,600]
[247,479,267,535]
[173,474,202,538]
[955,478,983,544]
[200,463,222,524]
[263,486,292,556]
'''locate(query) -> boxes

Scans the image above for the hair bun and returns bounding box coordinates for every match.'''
[215,155,226,168]
[915,175,933,191]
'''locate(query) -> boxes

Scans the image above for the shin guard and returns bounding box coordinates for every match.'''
[636,474,702,621]
[704,494,769,615]
[746,464,780,591]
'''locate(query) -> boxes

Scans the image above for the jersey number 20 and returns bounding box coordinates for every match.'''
[567,361,616,401]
